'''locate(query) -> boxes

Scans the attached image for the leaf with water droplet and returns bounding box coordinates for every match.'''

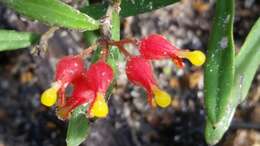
[0,29,39,52]
[205,3,260,145]
[204,0,235,126]
[204,0,235,144]
[1,0,100,30]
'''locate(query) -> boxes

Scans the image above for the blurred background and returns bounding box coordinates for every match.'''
[0,0,259,146]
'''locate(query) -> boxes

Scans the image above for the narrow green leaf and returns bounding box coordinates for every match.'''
[66,105,89,146]
[205,11,260,146]
[80,0,180,19]
[205,106,236,145]
[204,0,235,125]
[235,18,260,102]
[1,0,100,30]
[0,29,39,51]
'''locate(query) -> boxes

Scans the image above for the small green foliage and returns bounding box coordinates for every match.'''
[0,29,39,51]
[66,105,89,146]
[1,0,100,30]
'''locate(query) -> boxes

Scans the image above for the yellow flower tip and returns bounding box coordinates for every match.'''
[180,50,206,66]
[90,94,109,118]
[152,87,171,108]
[41,86,59,107]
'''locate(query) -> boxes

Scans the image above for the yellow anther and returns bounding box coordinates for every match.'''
[41,86,59,107]
[91,93,109,118]
[180,50,206,66]
[152,87,171,108]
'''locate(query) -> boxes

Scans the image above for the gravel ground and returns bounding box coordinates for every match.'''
[0,0,259,146]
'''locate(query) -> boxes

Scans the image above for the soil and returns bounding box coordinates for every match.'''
[0,0,259,146]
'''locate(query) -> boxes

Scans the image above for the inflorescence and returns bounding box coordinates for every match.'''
[41,34,206,120]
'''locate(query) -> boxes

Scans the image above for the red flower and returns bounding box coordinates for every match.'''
[56,56,85,106]
[139,34,205,68]
[85,60,114,118]
[41,56,84,107]
[126,56,171,108]
[56,60,114,119]
[56,74,95,119]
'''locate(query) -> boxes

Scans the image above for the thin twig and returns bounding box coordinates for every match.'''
[31,27,59,56]
[79,43,97,58]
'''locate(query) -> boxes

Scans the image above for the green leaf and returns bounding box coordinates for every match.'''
[80,0,180,19]
[66,105,89,146]
[205,10,260,146]
[0,29,39,52]
[204,0,235,126]
[205,106,236,145]
[83,30,99,46]
[235,18,260,103]
[1,0,100,30]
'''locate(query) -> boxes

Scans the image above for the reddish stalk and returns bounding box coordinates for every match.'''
[79,43,97,58]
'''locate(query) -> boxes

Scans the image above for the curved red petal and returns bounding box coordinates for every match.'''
[139,34,179,60]
[126,56,156,92]
[85,60,114,93]
[55,55,84,85]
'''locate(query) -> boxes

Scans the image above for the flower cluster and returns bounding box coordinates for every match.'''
[41,34,205,119]
[41,56,113,119]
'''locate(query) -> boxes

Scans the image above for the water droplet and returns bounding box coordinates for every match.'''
[224,15,230,24]
[219,37,228,49]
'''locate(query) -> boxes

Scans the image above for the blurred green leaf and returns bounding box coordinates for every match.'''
[235,18,260,103]
[83,30,100,46]
[204,0,235,144]
[0,29,39,52]
[80,0,180,19]
[66,105,89,146]
[1,0,100,30]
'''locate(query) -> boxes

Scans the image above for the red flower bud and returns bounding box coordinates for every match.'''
[85,60,114,118]
[139,34,184,68]
[139,34,206,68]
[126,56,171,108]
[126,56,156,92]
